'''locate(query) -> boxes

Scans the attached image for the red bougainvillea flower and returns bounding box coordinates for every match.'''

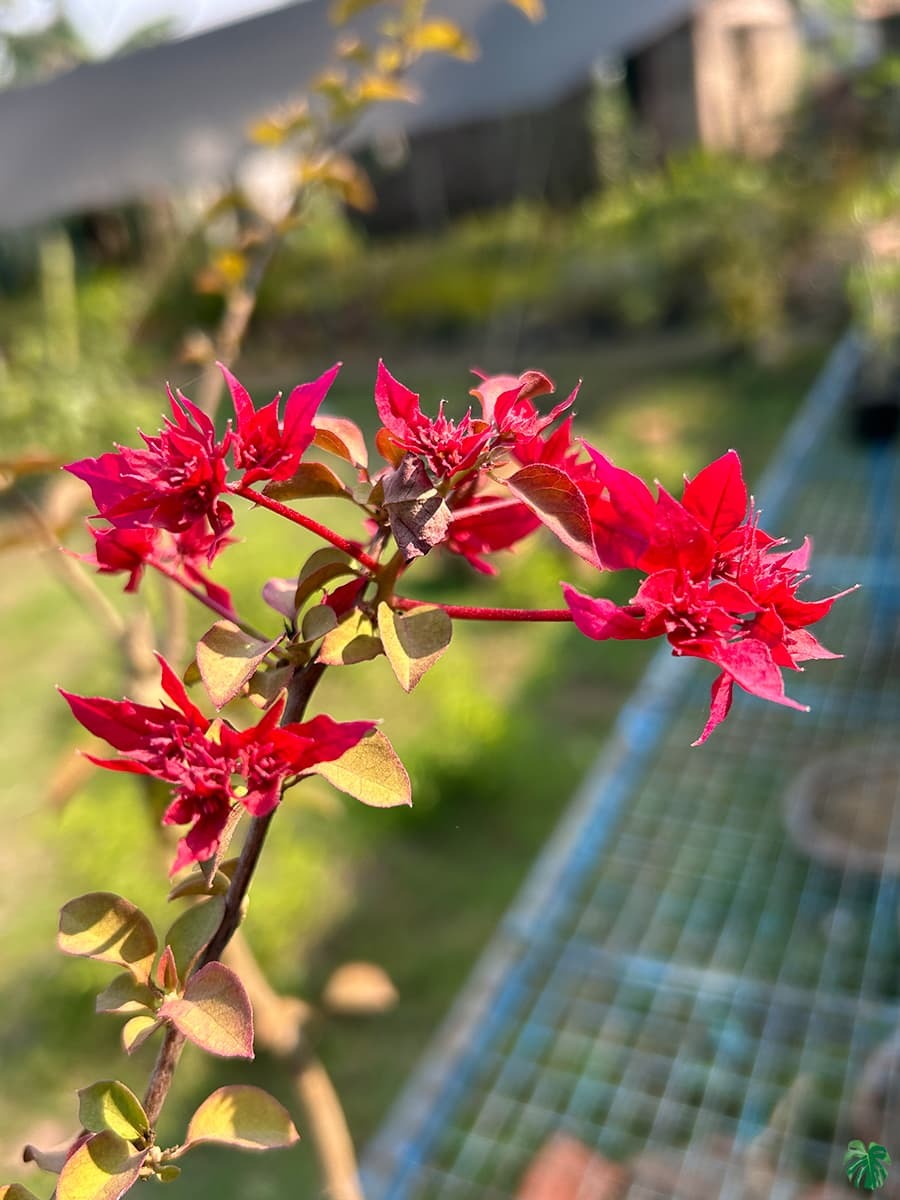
[60,656,375,872]
[82,521,236,612]
[557,449,851,743]
[470,369,578,447]
[222,361,341,487]
[374,361,492,482]
[67,390,234,552]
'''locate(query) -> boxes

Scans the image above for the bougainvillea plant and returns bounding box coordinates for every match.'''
[5,361,850,1200]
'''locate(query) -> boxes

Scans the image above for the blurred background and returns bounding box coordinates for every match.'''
[0,0,898,1197]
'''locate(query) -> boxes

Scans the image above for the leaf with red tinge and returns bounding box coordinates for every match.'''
[196,622,281,709]
[58,894,158,984]
[313,415,368,469]
[383,456,451,561]
[263,461,349,501]
[682,450,747,541]
[174,1086,299,1156]
[160,962,254,1059]
[56,1132,147,1200]
[507,464,599,567]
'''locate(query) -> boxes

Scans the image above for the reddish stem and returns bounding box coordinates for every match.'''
[150,560,239,624]
[231,484,381,574]
[392,596,574,622]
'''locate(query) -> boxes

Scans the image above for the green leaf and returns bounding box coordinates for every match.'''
[300,605,338,643]
[264,462,349,501]
[311,729,410,808]
[318,613,383,666]
[846,1140,891,1190]
[159,962,254,1059]
[164,896,226,980]
[507,463,599,567]
[294,548,357,613]
[56,1132,147,1200]
[77,1082,150,1143]
[121,1015,161,1055]
[58,894,158,984]
[167,869,231,902]
[95,974,156,1016]
[377,603,451,692]
[176,1086,299,1155]
[196,621,281,709]
[0,1185,42,1200]
[156,1166,181,1183]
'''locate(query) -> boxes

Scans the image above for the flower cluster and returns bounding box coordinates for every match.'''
[64,362,848,744]
[549,449,851,743]
[61,656,374,872]
[67,365,342,603]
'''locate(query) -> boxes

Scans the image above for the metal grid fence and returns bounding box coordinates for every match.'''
[363,336,900,1198]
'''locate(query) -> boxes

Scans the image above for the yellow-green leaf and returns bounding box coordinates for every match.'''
[164,896,226,980]
[408,19,477,60]
[121,1015,161,1055]
[77,1082,149,1143]
[247,665,292,710]
[377,603,452,692]
[263,461,349,502]
[95,974,156,1016]
[196,622,281,709]
[0,1185,42,1200]
[177,1086,299,1155]
[160,962,254,1059]
[311,730,411,808]
[58,894,158,984]
[56,1132,147,1200]
[318,613,383,666]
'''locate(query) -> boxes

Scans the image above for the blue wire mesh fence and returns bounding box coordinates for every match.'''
[362,334,900,1198]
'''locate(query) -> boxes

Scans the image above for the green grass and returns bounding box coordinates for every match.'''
[0,331,824,1198]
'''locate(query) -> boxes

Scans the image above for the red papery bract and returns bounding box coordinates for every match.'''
[223,361,342,486]
[61,656,375,871]
[560,446,848,742]
[67,390,233,547]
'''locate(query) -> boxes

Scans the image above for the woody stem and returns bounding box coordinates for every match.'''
[141,660,327,1129]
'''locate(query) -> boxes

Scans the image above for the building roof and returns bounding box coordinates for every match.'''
[0,0,703,230]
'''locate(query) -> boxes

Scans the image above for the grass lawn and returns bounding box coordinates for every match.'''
[0,330,825,1198]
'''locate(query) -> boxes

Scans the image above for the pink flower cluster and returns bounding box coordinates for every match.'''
[555,449,851,743]
[61,657,374,871]
[64,362,848,744]
[66,366,341,605]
